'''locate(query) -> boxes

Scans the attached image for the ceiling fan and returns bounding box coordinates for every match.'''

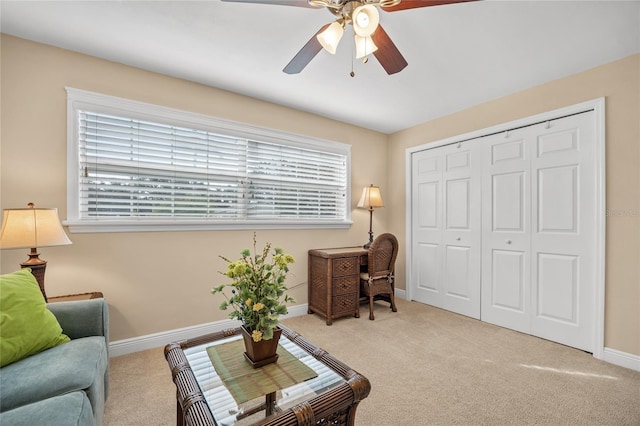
[222,0,477,75]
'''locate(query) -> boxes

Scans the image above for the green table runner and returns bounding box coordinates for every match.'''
[206,339,318,404]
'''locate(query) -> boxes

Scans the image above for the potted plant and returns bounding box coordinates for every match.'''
[211,233,295,367]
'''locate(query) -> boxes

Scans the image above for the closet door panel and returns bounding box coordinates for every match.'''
[530,113,596,352]
[481,132,531,333]
[444,245,471,299]
[537,165,578,233]
[415,242,440,293]
[411,150,444,307]
[536,253,578,323]
[411,143,481,319]
[492,172,525,232]
[441,144,481,319]
[491,249,526,312]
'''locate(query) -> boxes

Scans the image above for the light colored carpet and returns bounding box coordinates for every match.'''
[104,299,640,425]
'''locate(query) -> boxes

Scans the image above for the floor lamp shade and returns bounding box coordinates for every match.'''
[357,185,384,210]
[357,185,384,249]
[0,204,72,300]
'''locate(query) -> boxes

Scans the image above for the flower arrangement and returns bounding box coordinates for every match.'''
[211,233,295,343]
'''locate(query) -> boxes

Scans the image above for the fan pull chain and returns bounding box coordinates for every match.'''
[350,27,355,77]
[362,36,370,64]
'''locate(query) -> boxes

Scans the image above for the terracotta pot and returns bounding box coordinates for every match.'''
[240,326,282,368]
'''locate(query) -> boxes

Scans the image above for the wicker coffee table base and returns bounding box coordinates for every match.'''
[165,325,370,426]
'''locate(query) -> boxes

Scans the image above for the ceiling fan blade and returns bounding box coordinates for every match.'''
[371,25,408,75]
[221,0,319,8]
[381,0,479,12]
[283,24,330,74]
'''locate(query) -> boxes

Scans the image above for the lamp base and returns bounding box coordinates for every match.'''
[21,249,48,301]
[363,216,374,249]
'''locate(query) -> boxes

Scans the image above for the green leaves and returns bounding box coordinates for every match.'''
[212,232,296,340]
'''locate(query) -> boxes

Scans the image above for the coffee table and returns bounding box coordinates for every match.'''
[164,324,370,426]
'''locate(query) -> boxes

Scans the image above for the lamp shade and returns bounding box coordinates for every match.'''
[352,4,379,37]
[355,34,378,59]
[0,206,72,249]
[357,185,384,209]
[317,21,344,54]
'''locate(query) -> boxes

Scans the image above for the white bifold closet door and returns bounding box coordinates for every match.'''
[411,142,481,319]
[481,112,596,352]
[410,110,597,352]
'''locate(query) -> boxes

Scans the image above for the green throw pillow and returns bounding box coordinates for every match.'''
[0,269,70,367]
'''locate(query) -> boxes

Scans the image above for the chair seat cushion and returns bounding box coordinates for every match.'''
[0,336,107,424]
[0,391,93,426]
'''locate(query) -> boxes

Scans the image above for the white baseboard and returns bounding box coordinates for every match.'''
[108,304,309,357]
[602,347,640,372]
[109,293,410,357]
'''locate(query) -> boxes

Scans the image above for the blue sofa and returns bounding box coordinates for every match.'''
[0,298,109,426]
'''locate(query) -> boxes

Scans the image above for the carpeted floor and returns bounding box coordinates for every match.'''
[104,299,640,425]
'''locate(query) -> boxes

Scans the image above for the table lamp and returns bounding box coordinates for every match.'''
[0,203,72,301]
[357,184,384,249]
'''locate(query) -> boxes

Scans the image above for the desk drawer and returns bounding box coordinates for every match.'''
[333,276,358,296]
[332,257,359,277]
[332,293,358,316]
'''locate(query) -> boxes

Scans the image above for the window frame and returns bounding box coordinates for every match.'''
[65,87,352,233]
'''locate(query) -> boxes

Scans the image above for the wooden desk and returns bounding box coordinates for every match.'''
[308,246,368,325]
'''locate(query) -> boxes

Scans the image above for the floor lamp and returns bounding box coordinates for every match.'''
[0,203,72,301]
[357,184,384,249]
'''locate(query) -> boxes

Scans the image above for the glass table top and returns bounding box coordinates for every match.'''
[183,333,346,426]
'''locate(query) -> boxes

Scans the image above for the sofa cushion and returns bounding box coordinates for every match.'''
[0,269,70,367]
[0,336,108,425]
[0,391,93,426]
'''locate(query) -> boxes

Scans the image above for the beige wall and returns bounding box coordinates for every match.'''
[0,35,389,341]
[2,34,638,357]
[387,54,640,356]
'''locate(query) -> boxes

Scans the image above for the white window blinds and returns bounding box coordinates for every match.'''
[67,88,350,232]
[79,111,347,221]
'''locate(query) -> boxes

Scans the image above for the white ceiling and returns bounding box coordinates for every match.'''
[1,0,639,134]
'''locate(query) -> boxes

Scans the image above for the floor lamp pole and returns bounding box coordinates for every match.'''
[364,207,374,249]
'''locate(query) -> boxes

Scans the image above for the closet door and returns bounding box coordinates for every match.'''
[481,112,596,352]
[530,112,596,352]
[480,129,532,334]
[411,148,443,308]
[411,142,481,319]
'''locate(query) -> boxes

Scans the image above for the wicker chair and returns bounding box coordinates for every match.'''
[360,233,398,320]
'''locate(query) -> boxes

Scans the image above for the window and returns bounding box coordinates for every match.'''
[65,88,351,233]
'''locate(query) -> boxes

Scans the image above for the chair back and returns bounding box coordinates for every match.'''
[367,233,398,279]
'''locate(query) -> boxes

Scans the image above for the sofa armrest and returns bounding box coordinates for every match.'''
[47,299,109,342]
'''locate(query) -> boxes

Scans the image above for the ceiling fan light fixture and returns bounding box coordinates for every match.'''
[317,21,344,54]
[354,34,378,59]
[352,4,379,37]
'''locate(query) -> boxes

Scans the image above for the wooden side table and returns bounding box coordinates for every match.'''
[308,246,368,325]
[48,292,103,303]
